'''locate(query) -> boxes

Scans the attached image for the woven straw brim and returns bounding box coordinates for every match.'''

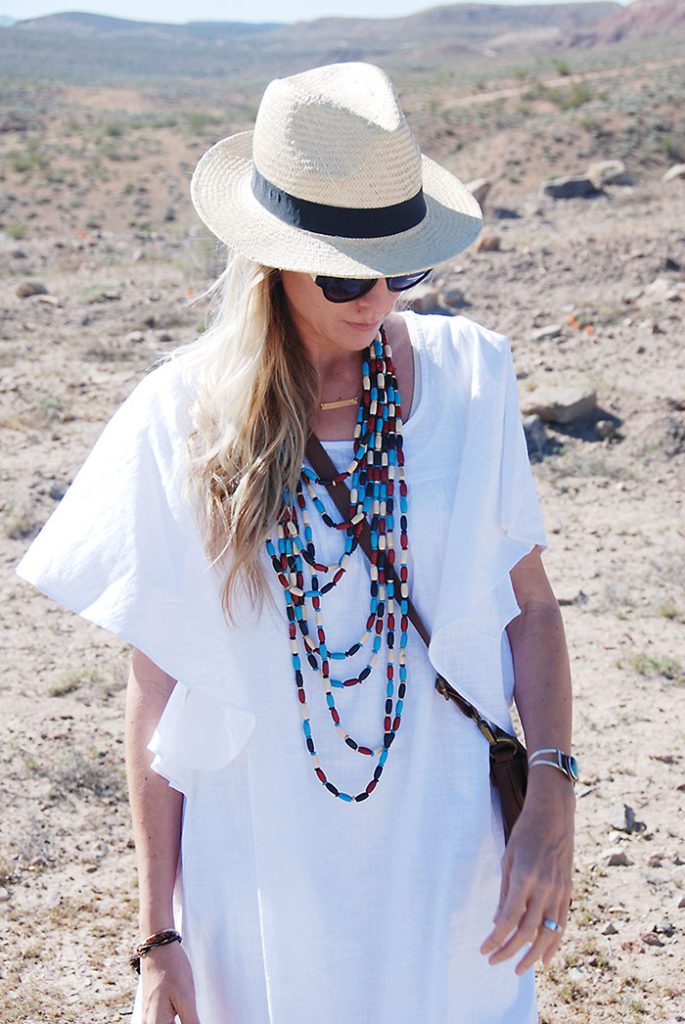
[191,131,483,277]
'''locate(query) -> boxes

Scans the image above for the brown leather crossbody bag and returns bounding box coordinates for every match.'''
[305,433,528,842]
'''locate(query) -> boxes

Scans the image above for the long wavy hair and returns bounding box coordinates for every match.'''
[178,253,320,622]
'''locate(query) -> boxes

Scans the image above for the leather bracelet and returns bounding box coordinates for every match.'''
[129,928,182,974]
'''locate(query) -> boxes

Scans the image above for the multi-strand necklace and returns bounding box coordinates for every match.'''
[265,327,409,803]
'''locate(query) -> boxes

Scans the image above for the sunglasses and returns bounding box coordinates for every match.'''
[311,269,432,303]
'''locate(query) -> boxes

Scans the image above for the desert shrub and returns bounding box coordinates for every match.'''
[655,134,682,161]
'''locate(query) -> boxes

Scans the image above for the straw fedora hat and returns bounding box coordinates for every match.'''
[190,62,482,278]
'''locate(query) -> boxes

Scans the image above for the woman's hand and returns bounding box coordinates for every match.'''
[140,941,202,1024]
[480,771,575,974]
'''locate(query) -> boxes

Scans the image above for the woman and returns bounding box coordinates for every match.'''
[17,62,575,1024]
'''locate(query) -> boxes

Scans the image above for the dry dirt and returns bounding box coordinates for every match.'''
[1,65,685,1024]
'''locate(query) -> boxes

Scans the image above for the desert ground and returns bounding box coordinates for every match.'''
[1,16,685,1023]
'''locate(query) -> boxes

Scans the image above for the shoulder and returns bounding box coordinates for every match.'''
[400,310,512,379]
[109,353,196,444]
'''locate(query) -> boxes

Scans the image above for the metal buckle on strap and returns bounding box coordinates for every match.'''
[435,676,498,746]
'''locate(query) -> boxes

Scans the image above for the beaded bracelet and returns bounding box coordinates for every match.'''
[129,928,182,974]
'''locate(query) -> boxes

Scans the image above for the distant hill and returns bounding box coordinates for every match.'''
[13,10,281,36]
[3,2,676,85]
[571,0,685,45]
[0,14,15,25]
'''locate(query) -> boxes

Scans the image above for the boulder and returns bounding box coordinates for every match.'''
[465,177,492,207]
[638,277,684,306]
[587,159,632,188]
[523,414,548,457]
[408,283,449,315]
[531,323,563,342]
[441,285,466,309]
[603,847,633,867]
[540,175,600,200]
[662,164,685,183]
[16,280,48,299]
[475,232,501,253]
[521,385,597,425]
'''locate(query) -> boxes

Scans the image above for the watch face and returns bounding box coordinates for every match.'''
[565,755,579,783]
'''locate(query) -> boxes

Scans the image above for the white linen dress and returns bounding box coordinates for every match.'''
[17,312,546,1024]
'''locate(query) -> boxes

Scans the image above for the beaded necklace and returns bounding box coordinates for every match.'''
[265,327,409,803]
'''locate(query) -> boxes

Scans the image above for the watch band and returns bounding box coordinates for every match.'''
[528,747,579,785]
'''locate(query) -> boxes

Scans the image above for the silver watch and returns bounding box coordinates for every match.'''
[528,747,579,785]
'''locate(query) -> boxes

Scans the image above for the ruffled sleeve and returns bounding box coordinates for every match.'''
[427,319,547,730]
[16,357,256,792]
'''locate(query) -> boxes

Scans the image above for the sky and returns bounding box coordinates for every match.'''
[4,0,631,26]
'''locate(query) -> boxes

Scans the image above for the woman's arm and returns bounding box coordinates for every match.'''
[480,545,575,974]
[125,649,201,1024]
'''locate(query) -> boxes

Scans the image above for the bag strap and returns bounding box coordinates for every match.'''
[305,432,516,750]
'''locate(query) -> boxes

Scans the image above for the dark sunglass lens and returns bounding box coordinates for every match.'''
[386,269,432,292]
[315,276,375,303]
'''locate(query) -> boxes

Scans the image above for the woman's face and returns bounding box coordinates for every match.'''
[280,271,398,364]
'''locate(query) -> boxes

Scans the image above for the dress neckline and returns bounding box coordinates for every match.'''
[321,312,424,447]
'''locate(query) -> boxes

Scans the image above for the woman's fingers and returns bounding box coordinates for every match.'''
[480,865,533,957]
[483,881,546,962]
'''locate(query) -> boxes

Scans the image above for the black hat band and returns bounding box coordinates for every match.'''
[251,168,427,239]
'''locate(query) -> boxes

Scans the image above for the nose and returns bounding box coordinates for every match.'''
[357,279,395,311]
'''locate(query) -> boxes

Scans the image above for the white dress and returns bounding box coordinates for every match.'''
[16,312,546,1024]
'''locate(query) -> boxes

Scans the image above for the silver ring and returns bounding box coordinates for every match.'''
[542,917,562,933]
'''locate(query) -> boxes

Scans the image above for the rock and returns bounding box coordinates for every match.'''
[126,330,145,344]
[441,285,466,309]
[639,277,684,306]
[408,284,449,315]
[49,481,67,501]
[647,853,665,868]
[521,385,597,425]
[0,886,9,901]
[587,159,632,188]
[662,164,685,183]
[16,280,48,299]
[156,331,174,343]
[531,324,563,342]
[475,232,501,253]
[523,414,548,457]
[655,919,676,937]
[601,922,619,936]
[11,248,27,259]
[607,802,646,834]
[641,932,665,947]
[678,896,685,909]
[465,177,492,206]
[603,847,633,867]
[35,294,61,307]
[596,419,621,441]
[540,175,600,200]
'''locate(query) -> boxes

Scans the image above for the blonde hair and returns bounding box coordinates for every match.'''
[179,253,320,621]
